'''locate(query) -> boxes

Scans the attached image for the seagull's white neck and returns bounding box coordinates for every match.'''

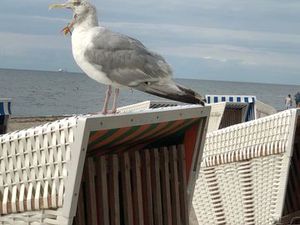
[73,9,99,32]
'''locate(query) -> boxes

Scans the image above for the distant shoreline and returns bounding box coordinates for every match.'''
[0,67,299,87]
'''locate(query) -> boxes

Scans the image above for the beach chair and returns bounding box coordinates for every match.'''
[0,105,210,225]
[117,100,179,113]
[0,99,11,135]
[192,109,300,225]
[206,95,257,120]
[205,102,252,132]
[117,98,276,134]
[205,95,277,132]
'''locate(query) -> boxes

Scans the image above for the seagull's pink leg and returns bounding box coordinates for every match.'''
[101,85,112,114]
[111,88,120,114]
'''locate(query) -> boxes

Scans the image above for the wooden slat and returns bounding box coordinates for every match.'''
[108,155,120,225]
[72,144,192,225]
[131,151,145,225]
[160,147,172,225]
[177,145,189,225]
[169,146,182,225]
[220,108,243,128]
[74,184,86,225]
[141,150,154,225]
[87,157,98,225]
[81,162,93,225]
[95,156,109,225]
[121,152,134,225]
[151,148,163,225]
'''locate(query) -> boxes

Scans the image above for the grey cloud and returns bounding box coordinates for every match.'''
[0,0,300,84]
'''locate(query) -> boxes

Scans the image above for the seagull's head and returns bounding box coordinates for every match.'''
[50,0,97,34]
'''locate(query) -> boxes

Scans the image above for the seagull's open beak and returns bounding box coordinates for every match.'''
[49,1,79,35]
[49,1,73,10]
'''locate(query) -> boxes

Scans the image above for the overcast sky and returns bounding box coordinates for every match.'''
[1,0,300,85]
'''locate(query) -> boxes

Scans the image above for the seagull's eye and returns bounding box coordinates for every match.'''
[73,2,81,6]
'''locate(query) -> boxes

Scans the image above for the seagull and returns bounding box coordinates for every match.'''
[50,0,205,114]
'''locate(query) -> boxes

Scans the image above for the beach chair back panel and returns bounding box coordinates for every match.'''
[206,95,257,121]
[0,117,77,222]
[193,109,298,225]
[206,103,226,133]
[280,116,300,224]
[219,107,244,129]
[73,145,189,225]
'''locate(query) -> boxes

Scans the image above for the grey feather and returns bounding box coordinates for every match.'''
[135,82,205,105]
[84,28,172,87]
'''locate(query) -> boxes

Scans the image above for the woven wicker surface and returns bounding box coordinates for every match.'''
[0,116,78,224]
[193,109,298,225]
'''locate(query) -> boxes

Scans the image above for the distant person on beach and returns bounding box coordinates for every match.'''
[285,94,293,109]
[295,92,300,108]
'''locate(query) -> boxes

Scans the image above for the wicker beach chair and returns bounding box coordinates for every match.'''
[205,95,277,133]
[206,95,256,117]
[0,105,210,225]
[117,97,276,134]
[193,109,300,225]
[205,102,251,132]
[0,99,11,135]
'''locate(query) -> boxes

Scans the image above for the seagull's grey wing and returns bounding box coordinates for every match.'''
[84,28,172,87]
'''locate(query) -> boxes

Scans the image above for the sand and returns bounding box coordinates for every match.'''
[7,116,68,132]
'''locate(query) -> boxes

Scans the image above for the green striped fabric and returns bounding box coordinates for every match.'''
[87,118,199,154]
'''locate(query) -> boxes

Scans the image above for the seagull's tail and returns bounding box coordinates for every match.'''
[137,81,205,106]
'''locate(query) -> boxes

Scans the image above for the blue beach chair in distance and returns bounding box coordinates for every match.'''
[0,98,11,134]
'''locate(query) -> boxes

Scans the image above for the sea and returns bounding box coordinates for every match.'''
[0,68,299,116]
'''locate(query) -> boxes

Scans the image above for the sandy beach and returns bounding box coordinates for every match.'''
[7,116,68,132]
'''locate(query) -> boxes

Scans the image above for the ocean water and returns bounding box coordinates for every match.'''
[0,68,299,116]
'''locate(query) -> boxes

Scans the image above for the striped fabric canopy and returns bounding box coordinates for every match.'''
[87,118,200,154]
[205,95,256,104]
[0,99,12,116]
[205,95,257,122]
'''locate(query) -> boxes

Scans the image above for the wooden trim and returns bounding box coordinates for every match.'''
[141,150,154,225]
[169,146,182,225]
[178,145,189,225]
[121,152,134,225]
[73,145,190,225]
[150,148,163,225]
[131,151,144,225]
[87,157,98,225]
[160,147,172,225]
[108,155,120,225]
